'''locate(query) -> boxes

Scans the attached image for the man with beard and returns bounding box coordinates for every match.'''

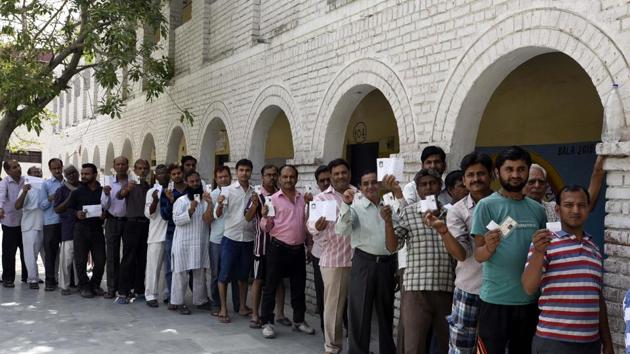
[160,164,187,304]
[67,163,106,298]
[101,156,130,298]
[144,164,169,307]
[115,159,151,304]
[385,169,456,354]
[307,158,355,354]
[470,146,546,354]
[168,171,213,315]
[53,165,81,295]
[425,152,493,354]
[39,158,65,291]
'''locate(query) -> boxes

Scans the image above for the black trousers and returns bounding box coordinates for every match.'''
[73,223,106,290]
[118,219,149,296]
[311,256,325,332]
[1,225,27,283]
[260,238,306,325]
[348,248,397,354]
[43,223,62,285]
[477,300,539,354]
[104,217,126,293]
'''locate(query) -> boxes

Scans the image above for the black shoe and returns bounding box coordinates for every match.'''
[80,288,95,298]
[61,289,72,296]
[102,291,115,299]
[93,287,105,296]
[29,282,39,290]
[3,282,14,288]
[196,302,212,311]
[163,297,170,304]
[146,300,159,308]
[45,283,56,291]
[38,279,44,284]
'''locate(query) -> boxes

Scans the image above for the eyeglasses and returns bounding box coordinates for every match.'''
[527,179,546,185]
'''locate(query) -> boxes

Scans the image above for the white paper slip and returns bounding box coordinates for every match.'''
[376,158,404,181]
[265,196,275,217]
[353,191,363,202]
[304,185,313,194]
[82,204,102,218]
[443,203,454,210]
[205,184,213,193]
[419,195,438,213]
[499,216,517,239]
[382,192,400,213]
[254,185,262,194]
[486,220,500,231]
[194,194,201,203]
[308,200,337,222]
[546,222,561,233]
[24,176,43,189]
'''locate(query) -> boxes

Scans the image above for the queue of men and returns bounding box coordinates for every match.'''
[0,144,617,354]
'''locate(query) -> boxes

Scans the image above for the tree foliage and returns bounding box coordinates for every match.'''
[0,0,177,161]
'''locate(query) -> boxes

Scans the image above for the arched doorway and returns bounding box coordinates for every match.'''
[249,106,294,180]
[140,134,157,167]
[121,138,133,162]
[166,126,187,164]
[92,146,101,174]
[199,118,230,184]
[80,147,88,165]
[105,142,115,175]
[324,87,400,187]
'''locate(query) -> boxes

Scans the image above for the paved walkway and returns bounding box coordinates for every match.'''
[0,278,327,354]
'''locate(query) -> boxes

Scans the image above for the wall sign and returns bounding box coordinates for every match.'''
[353,122,367,143]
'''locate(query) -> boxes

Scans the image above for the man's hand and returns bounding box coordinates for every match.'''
[48,194,55,202]
[103,185,112,196]
[304,193,314,204]
[165,189,174,203]
[484,229,502,253]
[380,205,393,224]
[77,210,86,220]
[342,189,355,205]
[217,195,226,205]
[532,229,552,255]
[202,192,212,204]
[425,212,448,235]
[0,208,5,219]
[261,204,269,217]
[125,182,135,193]
[382,175,403,198]
[250,193,260,206]
[315,216,328,231]
[152,190,159,200]
[22,184,31,193]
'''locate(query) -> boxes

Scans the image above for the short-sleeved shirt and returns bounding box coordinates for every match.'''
[446,193,482,295]
[470,192,546,305]
[261,189,306,246]
[394,202,456,292]
[219,182,255,242]
[335,198,390,256]
[67,182,104,228]
[527,230,602,343]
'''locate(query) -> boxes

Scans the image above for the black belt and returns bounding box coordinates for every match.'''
[271,237,304,251]
[127,217,149,222]
[355,248,394,263]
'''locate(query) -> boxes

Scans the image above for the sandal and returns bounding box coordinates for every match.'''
[249,319,262,329]
[238,308,252,317]
[178,305,191,315]
[218,314,231,323]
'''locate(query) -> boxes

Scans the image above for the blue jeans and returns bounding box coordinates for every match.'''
[163,235,173,300]
[209,240,240,312]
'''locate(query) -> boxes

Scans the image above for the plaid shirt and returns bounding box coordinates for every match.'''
[394,202,456,292]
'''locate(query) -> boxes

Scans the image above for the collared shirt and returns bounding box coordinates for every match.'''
[306,185,353,268]
[335,197,390,256]
[101,177,127,217]
[248,187,274,256]
[39,177,63,225]
[54,184,77,241]
[310,191,325,259]
[543,200,558,222]
[219,181,255,242]
[160,186,187,239]
[260,189,306,246]
[526,230,603,343]
[209,187,226,244]
[446,193,483,295]
[125,181,150,218]
[394,202,456,292]
[0,176,25,227]
[67,182,104,228]
[19,187,44,232]
[145,185,168,244]
[402,180,451,206]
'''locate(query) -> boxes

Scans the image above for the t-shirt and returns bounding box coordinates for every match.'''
[470,192,546,305]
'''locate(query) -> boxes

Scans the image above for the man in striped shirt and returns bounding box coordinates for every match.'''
[307,158,355,354]
[522,185,613,354]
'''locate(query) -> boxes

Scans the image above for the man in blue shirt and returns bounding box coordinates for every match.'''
[39,158,65,291]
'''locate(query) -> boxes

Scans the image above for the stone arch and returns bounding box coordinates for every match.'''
[432,7,630,166]
[165,124,187,164]
[92,145,101,172]
[313,57,416,162]
[243,84,301,163]
[140,133,157,166]
[105,142,115,174]
[121,138,133,161]
[80,147,89,164]
[197,101,233,183]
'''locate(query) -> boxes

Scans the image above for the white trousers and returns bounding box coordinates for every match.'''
[144,242,165,301]
[170,268,207,306]
[58,240,78,289]
[22,229,44,283]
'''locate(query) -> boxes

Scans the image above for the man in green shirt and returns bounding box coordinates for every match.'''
[470,146,546,354]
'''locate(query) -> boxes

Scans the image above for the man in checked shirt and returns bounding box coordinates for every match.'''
[385,168,456,354]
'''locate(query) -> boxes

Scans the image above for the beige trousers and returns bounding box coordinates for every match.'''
[321,266,351,354]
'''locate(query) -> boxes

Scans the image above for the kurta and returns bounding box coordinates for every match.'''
[171,195,210,273]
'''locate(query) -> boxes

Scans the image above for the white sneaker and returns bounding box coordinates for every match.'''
[293,322,315,335]
[262,324,276,338]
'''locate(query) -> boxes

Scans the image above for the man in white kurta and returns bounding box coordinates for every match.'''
[144,165,169,307]
[15,175,45,288]
[168,171,213,315]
